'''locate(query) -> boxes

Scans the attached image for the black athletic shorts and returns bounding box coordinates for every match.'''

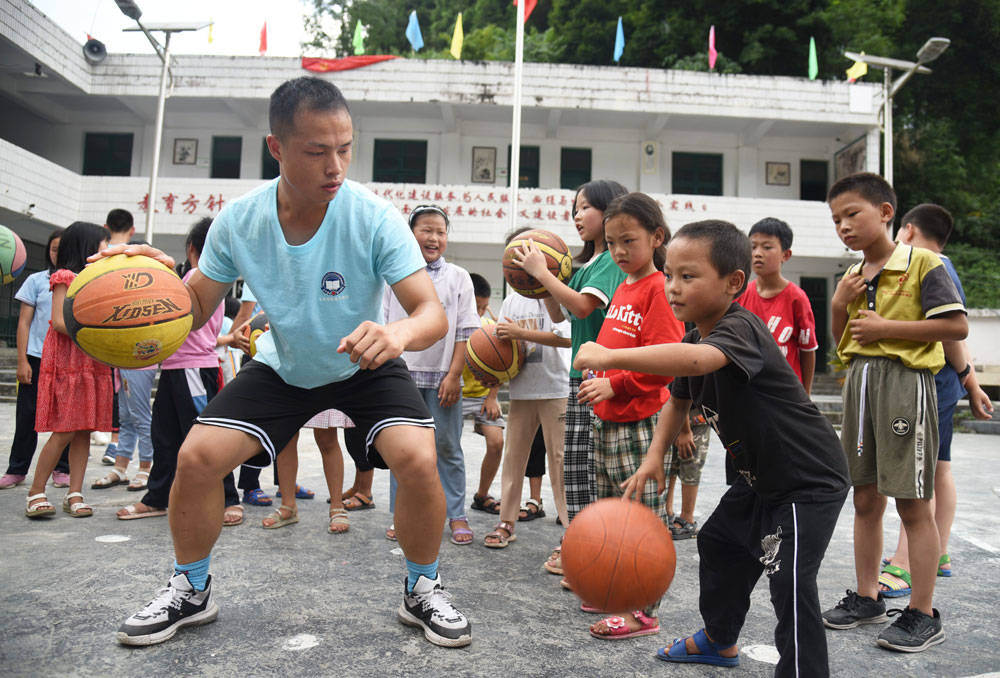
[196,358,434,469]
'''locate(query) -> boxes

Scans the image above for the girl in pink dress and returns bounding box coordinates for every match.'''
[26,221,112,519]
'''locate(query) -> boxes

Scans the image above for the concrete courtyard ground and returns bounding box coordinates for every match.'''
[0,401,998,677]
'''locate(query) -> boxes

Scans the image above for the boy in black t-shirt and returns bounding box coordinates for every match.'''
[575,220,849,677]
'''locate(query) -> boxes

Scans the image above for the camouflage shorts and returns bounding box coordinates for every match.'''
[668,423,710,485]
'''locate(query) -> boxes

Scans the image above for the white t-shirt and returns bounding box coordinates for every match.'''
[499,293,570,400]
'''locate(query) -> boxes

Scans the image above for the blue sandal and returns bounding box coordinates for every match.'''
[243,488,273,506]
[276,484,315,500]
[656,629,739,667]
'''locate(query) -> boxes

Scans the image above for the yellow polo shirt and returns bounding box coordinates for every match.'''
[837,244,965,373]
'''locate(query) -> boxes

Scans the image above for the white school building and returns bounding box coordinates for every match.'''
[1,0,897,367]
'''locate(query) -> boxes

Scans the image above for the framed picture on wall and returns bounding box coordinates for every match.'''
[765,161,791,186]
[834,135,867,180]
[173,138,198,165]
[472,146,496,183]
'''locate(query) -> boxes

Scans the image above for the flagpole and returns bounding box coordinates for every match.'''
[508,0,525,235]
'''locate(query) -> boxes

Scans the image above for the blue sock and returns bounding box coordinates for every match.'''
[174,555,211,591]
[405,558,439,592]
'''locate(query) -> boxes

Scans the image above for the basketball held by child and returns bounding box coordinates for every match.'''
[562,498,676,612]
[64,254,193,368]
[465,318,525,387]
[0,224,27,285]
[241,312,269,358]
[502,229,572,298]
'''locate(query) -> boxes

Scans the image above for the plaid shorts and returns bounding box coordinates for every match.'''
[668,423,711,485]
[593,413,670,522]
[564,377,594,521]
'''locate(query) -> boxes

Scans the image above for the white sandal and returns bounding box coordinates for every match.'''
[91,468,128,489]
[25,493,56,518]
[328,508,350,534]
[127,470,150,492]
[62,492,93,517]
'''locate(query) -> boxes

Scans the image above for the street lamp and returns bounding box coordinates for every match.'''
[845,37,950,186]
[114,1,208,245]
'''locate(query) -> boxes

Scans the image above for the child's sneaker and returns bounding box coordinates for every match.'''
[876,607,944,652]
[0,473,26,489]
[397,575,471,647]
[822,590,889,629]
[117,573,218,646]
[51,471,71,488]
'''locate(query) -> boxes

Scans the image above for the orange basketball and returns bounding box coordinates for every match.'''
[465,319,526,387]
[562,498,676,612]
[64,254,193,368]
[502,229,572,299]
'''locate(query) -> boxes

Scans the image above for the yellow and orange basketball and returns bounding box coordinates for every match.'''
[502,229,572,299]
[64,254,192,368]
[465,318,525,387]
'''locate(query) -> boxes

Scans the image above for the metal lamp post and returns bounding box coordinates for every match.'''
[845,37,950,185]
[114,1,208,245]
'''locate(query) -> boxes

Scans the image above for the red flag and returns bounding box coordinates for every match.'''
[708,25,718,70]
[513,0,537,22]
[301,55,398,72]
[259,22,267,55]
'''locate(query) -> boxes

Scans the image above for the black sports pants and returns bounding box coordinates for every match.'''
[698,482,844,678]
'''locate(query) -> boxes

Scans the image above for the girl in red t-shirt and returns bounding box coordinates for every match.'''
[25,222,112,520]
[578,193,687,640]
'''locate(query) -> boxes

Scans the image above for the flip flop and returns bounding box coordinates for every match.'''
[223,505,244,527]
[117,503,167,520]
[938,554,953,577]
[449,519,473,545]
[518,498,545,522]
[262,505,299,529]
[342,492,375,511]
[878,564,912,598]
[656,629,739,667]
[91,468,128,489]
[243,488,273,506]
[276,484,314,500]
[590,611,660,640]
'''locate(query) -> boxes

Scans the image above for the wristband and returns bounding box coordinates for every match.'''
[957,363,971,381]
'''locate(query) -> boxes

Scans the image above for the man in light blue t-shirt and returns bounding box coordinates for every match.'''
[101,77,471,649]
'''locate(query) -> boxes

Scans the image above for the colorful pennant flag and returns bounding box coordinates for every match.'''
[613,17,625,63]
[302,55,398,73]
[405,11,423,51]
[808,37,818,80]
[450,13,464,60]
[708,25,718,70]
[259,22,267,55]
[208,20,213,44]
[352,20,364,55]
[846,58,868,82]
[513,0,537,22]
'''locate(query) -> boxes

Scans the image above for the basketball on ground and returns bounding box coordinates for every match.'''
[64,254,193,368]
[562,498,676,612]
[0,225,27,285]
[465,318,526,387]
[502,229,571,299]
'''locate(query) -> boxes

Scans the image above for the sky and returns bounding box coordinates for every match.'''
[31,0,324,57]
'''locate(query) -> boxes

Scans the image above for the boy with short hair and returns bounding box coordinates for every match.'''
[464,273,506,516]
[575,220,849,675]
[878,204,993,593]
[737,217,819,393]
[821,174,967,653]
[105,208,135,245]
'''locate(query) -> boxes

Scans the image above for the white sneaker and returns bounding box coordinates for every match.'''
[117,573,218,646]
[91,432,111,446]
[397,574,471,647]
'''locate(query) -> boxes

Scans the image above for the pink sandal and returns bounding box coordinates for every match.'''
[590,610,660,640]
